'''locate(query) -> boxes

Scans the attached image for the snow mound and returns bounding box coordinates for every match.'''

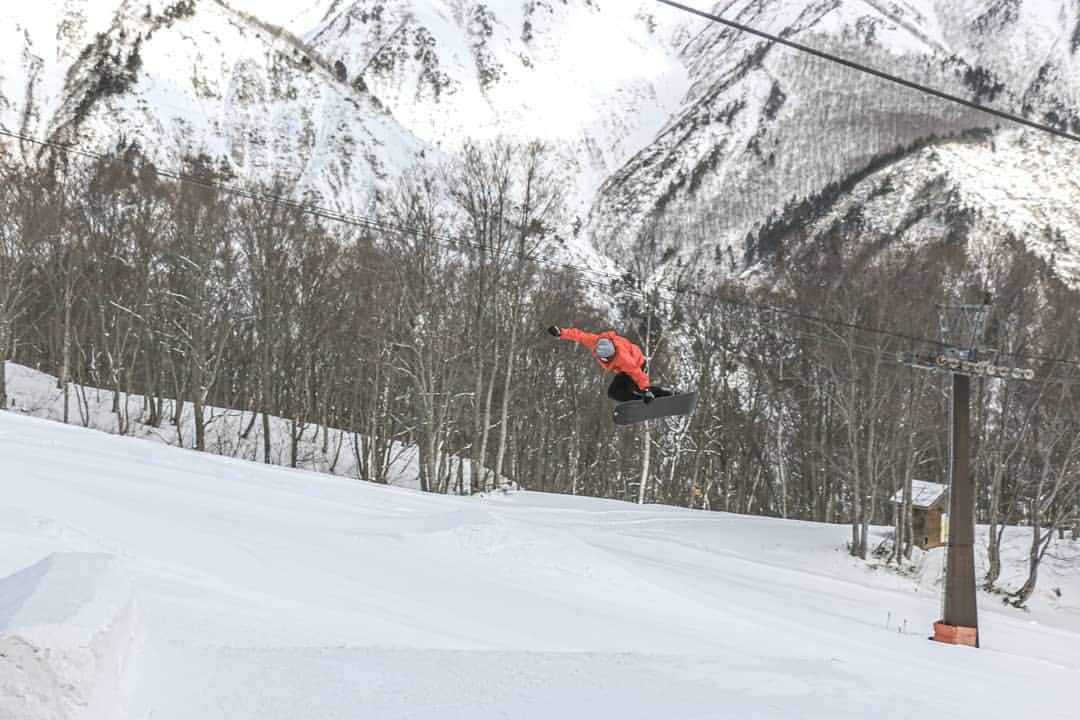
[0,553,138,720]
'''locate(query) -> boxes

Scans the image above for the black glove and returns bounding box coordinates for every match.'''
[547,325,561,337]
[642,389,655,404]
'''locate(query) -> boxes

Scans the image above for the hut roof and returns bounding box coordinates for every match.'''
[890,480,946,510]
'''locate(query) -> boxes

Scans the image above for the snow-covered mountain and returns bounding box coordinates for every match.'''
[298,1,692,221]
[588,0,1080,279]
[0,0,428,214]
[0,0,692,223]
[2,1,1079,279]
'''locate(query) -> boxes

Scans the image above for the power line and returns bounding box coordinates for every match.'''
[652,0,1080,145]
[3,124,1079,369]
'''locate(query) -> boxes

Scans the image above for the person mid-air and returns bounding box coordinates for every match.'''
[547,325,675,404]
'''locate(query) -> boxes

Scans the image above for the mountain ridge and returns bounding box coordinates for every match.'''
[2,1,1079,283]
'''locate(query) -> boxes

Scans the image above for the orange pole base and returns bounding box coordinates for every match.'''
[931,621,978,647]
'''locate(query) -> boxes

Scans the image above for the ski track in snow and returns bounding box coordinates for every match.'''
[1,404,1078,718]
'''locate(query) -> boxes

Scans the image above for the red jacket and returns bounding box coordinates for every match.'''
[559,328,651,390]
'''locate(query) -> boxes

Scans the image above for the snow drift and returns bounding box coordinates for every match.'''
[0,553,138,720]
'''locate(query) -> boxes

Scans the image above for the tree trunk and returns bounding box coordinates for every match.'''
[290,417,301,468]
[689,436,704,509]
[477,342,499,492]
[262,411,271,464]
[1010,510,1048,607]
[0,324,8,410]
[321,409,330,456]
[328,430,344,474]
[902,467,914,561]
[894,408,918,564]
[456,450,465,495]
[173,396,186,446]
[849,418,864,558]
[860,415,877,559]
[723,462,732,512]
[194,394,206,451]
[194,367,208,452]
[492,323,517,490]
[667,422,689,507]
[74,382,91,428]
[470,360,485,493]
[638,423,651,505]
[892,463,911,566]
[1073,491,1079,540]
[420,378,438,491]
[60,289,73,424]
[352,431,364,480]
[240,405,258,440]
[984,450,1007,590]
[774,404,788,518]
[368,355,384,483]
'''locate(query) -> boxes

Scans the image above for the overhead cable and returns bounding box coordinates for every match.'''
[652,0,1080,145]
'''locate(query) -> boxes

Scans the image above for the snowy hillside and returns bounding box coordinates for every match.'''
[296,0,692,222]
[0,0,692,227]
[2,408,1078,719]
[588,0,1080,279]
[1,361,486,492]
[745,128,1080,281]
[0,0,427,215]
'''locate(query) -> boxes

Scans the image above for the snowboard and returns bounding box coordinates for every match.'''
[612,391,699,426]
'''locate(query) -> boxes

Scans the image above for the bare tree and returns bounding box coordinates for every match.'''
[162,177,240,451]
[0,161,36,409]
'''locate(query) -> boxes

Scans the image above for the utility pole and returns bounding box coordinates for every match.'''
[897,297,1034,648]
[943,369,976,643]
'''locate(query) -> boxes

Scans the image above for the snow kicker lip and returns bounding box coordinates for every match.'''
[0,553,139,720]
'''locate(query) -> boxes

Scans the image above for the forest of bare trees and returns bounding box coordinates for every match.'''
[1,139,1078,604]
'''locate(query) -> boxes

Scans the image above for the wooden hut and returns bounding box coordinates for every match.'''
[890,480,947,550]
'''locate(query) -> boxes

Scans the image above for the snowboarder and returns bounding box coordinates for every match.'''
[546,325,674,403]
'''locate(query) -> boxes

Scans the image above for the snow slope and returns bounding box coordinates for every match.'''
[2,360,486,492]
[299,0,692,221]
[588,0,1080,279]
[741,127,1080,282]
[1,408,1077,719]
[5,1,1079,281]
[0,0,428,215]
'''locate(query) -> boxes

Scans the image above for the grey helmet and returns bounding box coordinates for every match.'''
[595,337,616,362]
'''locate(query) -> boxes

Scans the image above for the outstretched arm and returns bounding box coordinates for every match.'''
[555,327,600,349]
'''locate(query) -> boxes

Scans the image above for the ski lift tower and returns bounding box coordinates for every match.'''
[897,297,1034,648]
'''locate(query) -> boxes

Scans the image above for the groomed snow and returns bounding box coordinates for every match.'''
[0,408,1077,718]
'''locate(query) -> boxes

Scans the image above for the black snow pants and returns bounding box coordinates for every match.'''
[606,369,674,403]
